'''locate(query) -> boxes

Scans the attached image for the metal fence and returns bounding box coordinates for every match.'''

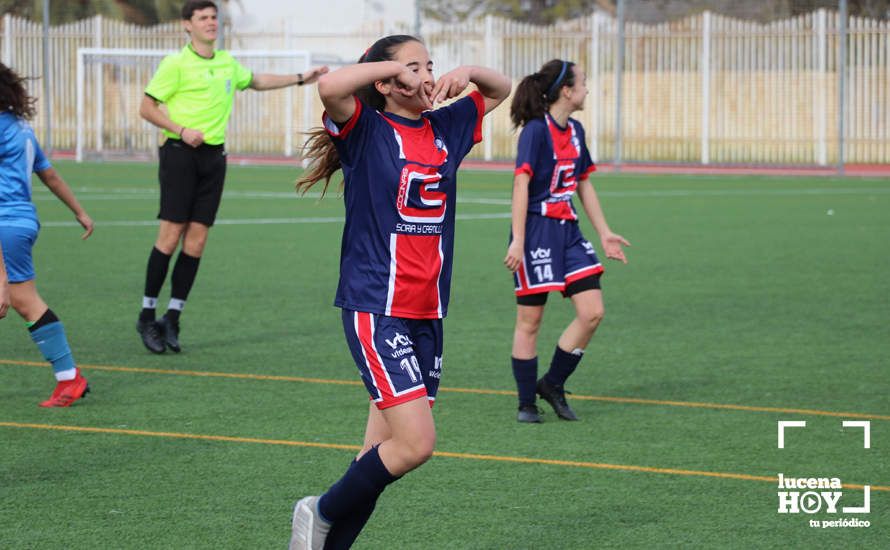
[1,9,887,165]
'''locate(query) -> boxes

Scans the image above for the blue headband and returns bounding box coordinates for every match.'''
[546,61,569,97]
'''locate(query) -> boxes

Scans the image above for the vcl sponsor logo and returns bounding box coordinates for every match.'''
[530,247,551,260]
[385,332,413,350]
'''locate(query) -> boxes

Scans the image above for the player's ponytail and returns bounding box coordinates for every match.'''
[296,34,423,195]
[0,63,36,120]
[510,59,575,128]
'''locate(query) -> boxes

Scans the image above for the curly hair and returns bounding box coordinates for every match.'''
[0,63,36,120]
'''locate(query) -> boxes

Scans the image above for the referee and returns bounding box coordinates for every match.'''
[136,0,327,353]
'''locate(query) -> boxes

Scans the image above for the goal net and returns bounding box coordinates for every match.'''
[75,48,330,162]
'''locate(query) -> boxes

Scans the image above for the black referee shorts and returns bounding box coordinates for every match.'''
[157,139,227,226]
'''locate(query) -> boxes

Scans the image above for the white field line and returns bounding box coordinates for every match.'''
[32,186,889,227]
[40,212,513,228]
[29,186,890,204]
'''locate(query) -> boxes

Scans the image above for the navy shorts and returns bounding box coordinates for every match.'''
[513,215,603,297]
[158,139,227,226]
[0,219,39,283]
[342,309,443,410]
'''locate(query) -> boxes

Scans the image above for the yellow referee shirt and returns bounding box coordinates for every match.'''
[145,44,253,145]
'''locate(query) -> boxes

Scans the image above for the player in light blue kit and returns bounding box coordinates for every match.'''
[0,63,94,407]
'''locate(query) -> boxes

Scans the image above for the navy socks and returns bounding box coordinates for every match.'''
[317,446,397,524]
[543,346,584,387]
[511,356,538,406]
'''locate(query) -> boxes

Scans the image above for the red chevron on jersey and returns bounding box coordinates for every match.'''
[383,117,449,165]
[539,199,575,219]
[542,113,583,220]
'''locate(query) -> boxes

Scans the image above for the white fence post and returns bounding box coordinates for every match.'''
[1,14,12,66]
[815,9,827,165]
[483,14,494,161]
[701,11,711,164]
[589,12,599,163]
[95,15,103,154]
[285,18,293,157]
[76,49,84,162]
[301,50,313,159]
[614,0,625,169]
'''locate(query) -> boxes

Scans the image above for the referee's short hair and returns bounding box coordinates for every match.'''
[182,0,217,20]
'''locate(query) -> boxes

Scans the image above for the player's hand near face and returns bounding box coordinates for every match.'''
[431,66,472,105]
[393,67,433,110]
[600,232,630,264]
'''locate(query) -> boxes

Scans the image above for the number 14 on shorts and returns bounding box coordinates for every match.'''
[534,263,554,282]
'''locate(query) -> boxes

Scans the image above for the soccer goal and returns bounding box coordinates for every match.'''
[75,48,330,162]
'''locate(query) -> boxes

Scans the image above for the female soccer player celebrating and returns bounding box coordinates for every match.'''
[0,62,94,406]
[288,35,510,549]
[504,60,629,423]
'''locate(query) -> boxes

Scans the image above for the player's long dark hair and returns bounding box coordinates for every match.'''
[0,63,36,120]
[510,59,576,129]
[296,35,421,196]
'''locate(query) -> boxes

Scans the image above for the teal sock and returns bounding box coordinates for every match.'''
[29,321,76,380]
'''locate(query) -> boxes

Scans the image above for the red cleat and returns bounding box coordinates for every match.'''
[39,370,90,408]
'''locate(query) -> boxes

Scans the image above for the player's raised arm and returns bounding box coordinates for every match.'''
[317,61,427,123]
[431,65,511,114]
[248,66,329,91]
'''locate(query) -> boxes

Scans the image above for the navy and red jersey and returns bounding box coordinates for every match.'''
[514,112,595,221]
[324,91,485,320]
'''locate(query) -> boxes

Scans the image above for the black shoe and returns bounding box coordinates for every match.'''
[136,319,165,354]
[517,404,543,423]
[536,378,578,421]
[158,316,181,353]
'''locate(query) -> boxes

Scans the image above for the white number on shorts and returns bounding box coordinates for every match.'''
[533,264,554,282]
[399,356,422,383]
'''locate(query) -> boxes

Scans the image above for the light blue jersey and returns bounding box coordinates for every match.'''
[0,111,51,225]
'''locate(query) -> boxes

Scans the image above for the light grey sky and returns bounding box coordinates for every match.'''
[229,0,417,34]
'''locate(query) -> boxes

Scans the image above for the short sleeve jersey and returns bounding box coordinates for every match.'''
[324,92,485,319]
[144,44,253,145]
[514,112,596,221]
[0,112,51,224]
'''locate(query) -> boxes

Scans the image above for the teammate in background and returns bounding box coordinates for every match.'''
[0,62,94,407]
[136,0,328,353]
[504,59,629,423]
[289,35,510,549]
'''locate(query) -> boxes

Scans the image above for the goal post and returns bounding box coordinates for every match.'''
[75,48,317,162]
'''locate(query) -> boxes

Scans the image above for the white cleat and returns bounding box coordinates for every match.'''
[289,496,331,550]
